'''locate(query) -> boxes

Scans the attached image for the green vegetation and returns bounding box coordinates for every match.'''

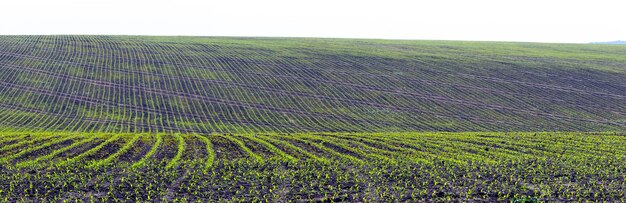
[192,133,215,169]
[132,133,163,168]
[90,134,141,168]
[0,36,624,132]
[0,132,624,202]
[57,134,122,166]
[0,36,625,201]
[165,133,186,169]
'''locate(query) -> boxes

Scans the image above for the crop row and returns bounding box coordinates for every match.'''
[0,132,625,201]
[0,36,624,132]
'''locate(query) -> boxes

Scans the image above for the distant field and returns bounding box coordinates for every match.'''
[0,36,625,132]
[1,132,625,202]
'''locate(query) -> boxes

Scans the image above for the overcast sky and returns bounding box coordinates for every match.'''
[0,0,624,43]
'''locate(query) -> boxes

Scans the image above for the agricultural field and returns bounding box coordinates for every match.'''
[0,36,626,202]
[0,132,625,202]
[0,36,625,132]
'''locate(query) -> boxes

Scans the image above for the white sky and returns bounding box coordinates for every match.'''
[0,0,624,43]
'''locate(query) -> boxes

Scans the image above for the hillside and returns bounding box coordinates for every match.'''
[0,36,625,132]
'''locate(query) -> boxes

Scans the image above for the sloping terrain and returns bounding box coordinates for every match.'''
[0,36,625,132]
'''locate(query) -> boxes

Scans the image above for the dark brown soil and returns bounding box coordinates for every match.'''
[153,135,178,160]
[238,136,274,158]
[211,136,248,161]
[13,139,75,164]
[117,137,152,163]
[52,138,105,162]
[181,135,208,162]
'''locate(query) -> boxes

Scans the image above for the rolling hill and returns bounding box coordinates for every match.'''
[0,35,625,133]
[2,36,626,202]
